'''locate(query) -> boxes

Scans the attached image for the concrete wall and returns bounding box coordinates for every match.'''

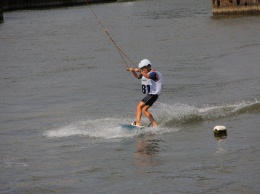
[2,0,117,11]
[0,0,4,23]
[212,0,260,15]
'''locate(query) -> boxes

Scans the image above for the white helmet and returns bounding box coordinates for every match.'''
[138,59,151,69]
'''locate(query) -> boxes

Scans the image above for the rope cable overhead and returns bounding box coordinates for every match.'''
[85,0,137,68]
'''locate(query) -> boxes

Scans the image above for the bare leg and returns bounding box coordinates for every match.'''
[136,101,145,126]
[142,105,157,127]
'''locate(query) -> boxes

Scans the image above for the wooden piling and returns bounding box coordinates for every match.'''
[212,0,260,16]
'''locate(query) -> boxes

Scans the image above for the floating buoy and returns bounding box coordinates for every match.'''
[213,125,227,137]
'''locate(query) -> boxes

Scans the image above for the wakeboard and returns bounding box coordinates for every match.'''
[120,124,145,130]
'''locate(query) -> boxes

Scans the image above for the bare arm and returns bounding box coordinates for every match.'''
[127,68,141,79]
[140,71,151,79]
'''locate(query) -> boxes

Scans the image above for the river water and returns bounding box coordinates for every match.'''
[1,0,260,193]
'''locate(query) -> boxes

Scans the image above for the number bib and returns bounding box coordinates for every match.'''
[141,78,152,94]
[140,71,162,95]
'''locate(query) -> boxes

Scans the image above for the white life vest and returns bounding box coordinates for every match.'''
[141,71,162,95]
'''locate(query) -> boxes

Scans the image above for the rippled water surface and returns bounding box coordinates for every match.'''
[1,0,260,193]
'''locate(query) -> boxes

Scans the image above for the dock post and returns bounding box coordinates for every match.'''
[213,0,260,16]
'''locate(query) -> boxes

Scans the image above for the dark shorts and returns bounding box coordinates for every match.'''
[141,94,158,107]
